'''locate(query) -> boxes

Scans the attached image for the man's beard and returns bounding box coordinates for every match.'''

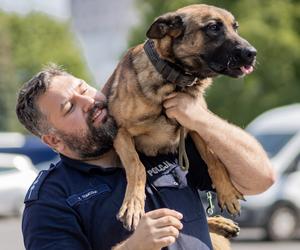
[57,101,118,160]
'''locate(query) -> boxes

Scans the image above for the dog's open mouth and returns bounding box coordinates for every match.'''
[228,64,254,77]
[208,59,256,77]
[240,65,254,75]
[202,52,256,78]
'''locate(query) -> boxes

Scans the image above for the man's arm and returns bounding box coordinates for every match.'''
[22,202,91,250]
[163,92,275,195]
[113,209,183,250]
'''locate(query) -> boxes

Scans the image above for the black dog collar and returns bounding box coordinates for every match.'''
[144,39,199,88]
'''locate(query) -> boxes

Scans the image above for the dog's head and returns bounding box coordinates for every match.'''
[146,4,256,79]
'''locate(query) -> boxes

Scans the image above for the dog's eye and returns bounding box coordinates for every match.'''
[207,22,222,33]
[233,22,239,31]
[208,24,218,31]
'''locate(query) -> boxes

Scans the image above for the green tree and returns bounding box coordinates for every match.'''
[0,12,91,132]
[129,0,300,127]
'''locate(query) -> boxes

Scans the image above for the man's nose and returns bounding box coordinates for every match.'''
[75,94,95,112]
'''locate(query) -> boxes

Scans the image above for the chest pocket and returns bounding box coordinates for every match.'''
[150,167,205,223]
[66,184,111,207]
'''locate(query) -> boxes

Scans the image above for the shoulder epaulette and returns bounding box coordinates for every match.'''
[24,163,57,203]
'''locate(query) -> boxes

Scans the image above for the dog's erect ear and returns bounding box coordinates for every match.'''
[146,14,184,39]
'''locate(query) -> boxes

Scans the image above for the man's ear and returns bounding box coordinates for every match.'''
[42,133,64,152]
[146,13,184,39]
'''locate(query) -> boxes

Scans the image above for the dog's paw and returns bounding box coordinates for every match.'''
[217,187,245,216]
[207,216,240,238]
[117,195,145,231]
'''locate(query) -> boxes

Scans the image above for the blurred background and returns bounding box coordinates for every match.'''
[0,0,299,249]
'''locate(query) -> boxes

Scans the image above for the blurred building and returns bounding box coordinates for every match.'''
[70,0,139,85]
[0,0,139,86]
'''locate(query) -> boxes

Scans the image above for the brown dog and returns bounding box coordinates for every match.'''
[106,3,256,248]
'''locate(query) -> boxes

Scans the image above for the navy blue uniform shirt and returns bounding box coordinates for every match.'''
[22,136,214,250]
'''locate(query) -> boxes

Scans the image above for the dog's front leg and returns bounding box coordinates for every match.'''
[190,131,244,215]
[114,127,146,231]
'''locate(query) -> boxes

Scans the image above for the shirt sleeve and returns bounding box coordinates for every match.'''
[22,201,92,250]
[185,135,214,191]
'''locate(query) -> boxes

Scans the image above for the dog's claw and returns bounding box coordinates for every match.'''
[217,186,244,216]
[117,195,145,231]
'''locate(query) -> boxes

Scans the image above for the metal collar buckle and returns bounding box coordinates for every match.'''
[186,77,199,87]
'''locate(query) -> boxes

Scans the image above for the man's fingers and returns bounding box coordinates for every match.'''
[155,236,177,249]
[146,208,183,220]
[163,98,177,109]
[155,226,180,238]
[165,107,177,119]
[155,216,183,230]
[163,92,177,100]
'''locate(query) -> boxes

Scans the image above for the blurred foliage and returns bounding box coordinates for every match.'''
[0,12,91,132]
[129,0,300,127]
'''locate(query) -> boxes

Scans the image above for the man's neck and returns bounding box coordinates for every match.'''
[62,149,121,169]
[84,149,121,169]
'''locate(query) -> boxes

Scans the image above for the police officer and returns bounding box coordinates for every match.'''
[16,64,274,250]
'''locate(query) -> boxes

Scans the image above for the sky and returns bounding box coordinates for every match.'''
[0,0,70,20]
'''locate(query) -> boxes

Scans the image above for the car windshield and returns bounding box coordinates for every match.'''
[253,133,295,158]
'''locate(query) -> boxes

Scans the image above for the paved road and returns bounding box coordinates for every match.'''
[0,217,299,250]
[0,217,23,250]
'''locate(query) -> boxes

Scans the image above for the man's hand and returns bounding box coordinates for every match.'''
[163,92,207,131]
[115,208,183,250]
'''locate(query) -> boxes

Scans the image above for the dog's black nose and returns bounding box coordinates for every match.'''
[241,47,257,60]
[234,46,257,63]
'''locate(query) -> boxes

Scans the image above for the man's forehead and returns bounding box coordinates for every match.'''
[49,74,80,90]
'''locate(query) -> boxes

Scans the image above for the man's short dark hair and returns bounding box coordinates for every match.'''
[16,63,68,137]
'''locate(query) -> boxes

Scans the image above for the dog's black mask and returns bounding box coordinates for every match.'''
[199,22,257,78]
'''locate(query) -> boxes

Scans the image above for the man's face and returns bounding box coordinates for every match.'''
[37,74,117,159]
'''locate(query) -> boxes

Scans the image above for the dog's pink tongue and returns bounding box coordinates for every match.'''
[240,65,254,75]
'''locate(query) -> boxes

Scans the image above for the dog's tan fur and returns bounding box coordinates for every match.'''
[208,216,240,250]
[106,4,251,249]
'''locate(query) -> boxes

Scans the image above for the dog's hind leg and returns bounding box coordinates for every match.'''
[209,232,231,250]
[208,216,240,238]
[190,131,244,215]
[114,127,146,231]
[208,216,240,250]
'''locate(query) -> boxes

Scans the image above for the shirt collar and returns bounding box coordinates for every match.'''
[59,154,119,174]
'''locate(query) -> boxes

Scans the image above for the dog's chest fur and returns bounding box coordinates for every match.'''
[108,44,211,156]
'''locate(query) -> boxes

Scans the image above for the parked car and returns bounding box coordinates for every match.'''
[0,132,58,166]
[0,153,37,216]
[235,103,300,240]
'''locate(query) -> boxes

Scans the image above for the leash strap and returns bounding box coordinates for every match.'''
[144,39,199,88]
[178,127,189,171]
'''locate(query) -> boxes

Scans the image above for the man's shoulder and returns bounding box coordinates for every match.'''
[24,161,66,203]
